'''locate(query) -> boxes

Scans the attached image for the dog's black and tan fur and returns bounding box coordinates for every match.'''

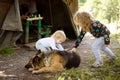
[25,50,81,74]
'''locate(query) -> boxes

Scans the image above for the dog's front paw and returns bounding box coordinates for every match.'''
[32,70,40,74]
[28,68,34,71]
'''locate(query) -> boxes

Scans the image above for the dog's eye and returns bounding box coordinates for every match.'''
[33,56,41,63]
[32,56,41,67]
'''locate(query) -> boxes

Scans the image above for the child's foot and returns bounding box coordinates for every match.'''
[108,56,118,62]
[111,56,118,60]
[91,61,103,68]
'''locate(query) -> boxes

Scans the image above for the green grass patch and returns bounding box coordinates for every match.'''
[111,33,120,42]
[55,57,120,80]
[55,33,120,80]
[0,47,15,55]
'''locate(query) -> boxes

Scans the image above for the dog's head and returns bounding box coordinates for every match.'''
[25,50,45,70]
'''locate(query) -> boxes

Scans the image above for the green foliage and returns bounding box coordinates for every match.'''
[78,0,87,7]
[103,0,120,22]
[55,33,120,80]
[0,47,15,55]
[78,0,120,23]
[55,57,120,80]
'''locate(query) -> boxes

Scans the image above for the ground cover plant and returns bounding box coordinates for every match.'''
[55,33,120,80]
[56,50,120,80]
[0,47,15,55]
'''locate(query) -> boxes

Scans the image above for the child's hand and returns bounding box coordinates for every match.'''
[70,48,77,52]
[64,48,71,51]
[21,15,27,19]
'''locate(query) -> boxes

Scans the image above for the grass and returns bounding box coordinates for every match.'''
[55,33,120,80]
[55,53,120,80]
[0,47,15,55]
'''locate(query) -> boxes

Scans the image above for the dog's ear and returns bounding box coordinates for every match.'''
[36,50,45,58]
[36,50,42,55]
[38,49,41,53]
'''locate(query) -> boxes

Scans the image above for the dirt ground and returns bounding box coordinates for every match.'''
[0,33,120,80]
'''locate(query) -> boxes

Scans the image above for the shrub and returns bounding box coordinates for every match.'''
[0,47,15,55]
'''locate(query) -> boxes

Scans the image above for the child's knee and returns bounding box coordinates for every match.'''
[91,44,98,50]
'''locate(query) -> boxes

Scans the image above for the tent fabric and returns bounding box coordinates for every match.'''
[0,0,23,49]
[0,0,79,49]
[2,0,22,31]
[0,31,22,49]
[36,0,77,38]
[0,0,12,28]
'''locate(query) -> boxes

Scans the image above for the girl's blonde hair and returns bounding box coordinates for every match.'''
[73,10,95,32]
[51,30,66,42]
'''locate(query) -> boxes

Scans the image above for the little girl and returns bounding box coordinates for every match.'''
[71,10,117,67]
[35,30,66,53]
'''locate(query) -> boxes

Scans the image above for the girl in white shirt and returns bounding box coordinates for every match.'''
[35,30,66,53]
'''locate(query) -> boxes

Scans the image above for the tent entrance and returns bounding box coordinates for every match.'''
[19,0,76,43]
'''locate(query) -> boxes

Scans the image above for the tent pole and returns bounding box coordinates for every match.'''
[48,0,53,26]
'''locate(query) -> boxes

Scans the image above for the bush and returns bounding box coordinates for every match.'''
[0,47,15,55]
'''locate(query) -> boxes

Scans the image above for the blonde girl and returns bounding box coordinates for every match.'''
[71,10,117,67]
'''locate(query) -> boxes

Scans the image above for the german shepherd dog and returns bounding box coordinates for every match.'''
[25,50,81,74]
